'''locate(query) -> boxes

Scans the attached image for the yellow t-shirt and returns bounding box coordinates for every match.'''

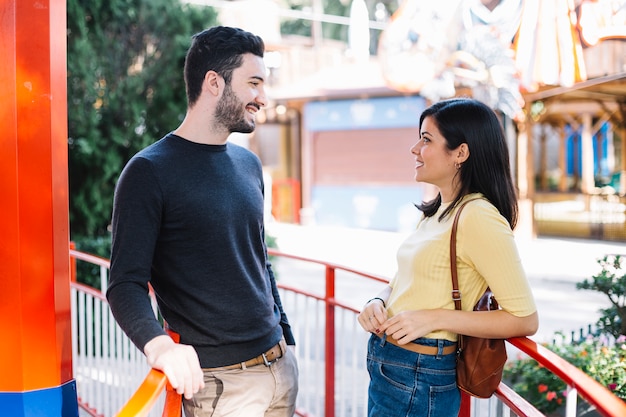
[387,193,537,342]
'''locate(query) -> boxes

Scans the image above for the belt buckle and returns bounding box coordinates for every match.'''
[262,342,284,366]
[262,352,276,366]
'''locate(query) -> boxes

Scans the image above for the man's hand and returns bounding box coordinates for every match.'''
[144,335,205,399]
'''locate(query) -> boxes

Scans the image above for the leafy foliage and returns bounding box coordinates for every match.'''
[67,0,217,243]
[72,236,112,289]
[505,333,626,415]
[506,254,626,415]
[577,255,626,337]
[66,0,400,248]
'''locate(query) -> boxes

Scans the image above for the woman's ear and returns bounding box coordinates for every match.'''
[457,143,470,164]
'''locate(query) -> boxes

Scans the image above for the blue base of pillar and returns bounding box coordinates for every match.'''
[0,379,78,417]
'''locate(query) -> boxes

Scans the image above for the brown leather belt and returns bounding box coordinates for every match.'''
[205,339,287,371]
[384,335,457,356]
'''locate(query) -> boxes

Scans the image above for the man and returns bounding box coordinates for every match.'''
[107,26,298,417]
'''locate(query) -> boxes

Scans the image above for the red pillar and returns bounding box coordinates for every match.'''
[0,0,76,415]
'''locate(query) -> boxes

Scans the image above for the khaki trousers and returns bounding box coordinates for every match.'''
[183,346,299,417]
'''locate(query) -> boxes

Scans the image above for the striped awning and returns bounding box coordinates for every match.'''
[513,0,588,92]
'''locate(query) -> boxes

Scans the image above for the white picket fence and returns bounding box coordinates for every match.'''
[71,281,164,417]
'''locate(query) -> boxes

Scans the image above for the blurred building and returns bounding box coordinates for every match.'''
[207,0,626,241]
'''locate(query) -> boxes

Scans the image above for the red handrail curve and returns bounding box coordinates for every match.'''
[70,248,626,417]
[507,337,626,417]
[495,383,545,417]
[113,369,168,417]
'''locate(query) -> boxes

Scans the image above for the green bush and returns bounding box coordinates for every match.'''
[266,232,280,279]
[576,254,626,338]
[586,337,626,401]
[505,253,626,415]
[72,235,112,289]
[505,334,626,415]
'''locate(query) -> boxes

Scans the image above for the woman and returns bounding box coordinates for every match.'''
[357,98,538,417]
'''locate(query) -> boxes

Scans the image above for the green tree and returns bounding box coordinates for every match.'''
[505,333,626,415]
[577,255,626,337]
[67,0,217,254]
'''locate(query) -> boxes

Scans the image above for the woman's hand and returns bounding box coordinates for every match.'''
[379,310,436,344]
[380,309,539,344]
[357,297,388,334]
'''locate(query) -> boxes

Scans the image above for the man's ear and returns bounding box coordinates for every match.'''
[457,143,470,164]
[203,70,223,96]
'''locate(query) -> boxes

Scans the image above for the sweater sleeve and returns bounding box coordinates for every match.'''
[106,156,167,352]
[267,259,295,345]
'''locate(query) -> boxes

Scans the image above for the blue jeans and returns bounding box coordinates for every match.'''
[367,334,460,417]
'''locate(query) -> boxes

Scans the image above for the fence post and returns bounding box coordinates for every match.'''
[325,265,336,417]
[70,241,77,282]
[458,392,471,417]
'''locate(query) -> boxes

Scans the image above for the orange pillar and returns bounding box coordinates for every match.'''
[0,0,76,415]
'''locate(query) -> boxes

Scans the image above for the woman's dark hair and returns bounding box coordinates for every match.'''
[416,98,518,229]
[183,26,265,107]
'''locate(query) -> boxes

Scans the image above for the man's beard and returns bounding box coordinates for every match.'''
[214,84,256,134]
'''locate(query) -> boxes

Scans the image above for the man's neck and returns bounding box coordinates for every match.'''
[173,113,229,145]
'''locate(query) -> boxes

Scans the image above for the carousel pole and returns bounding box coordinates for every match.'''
[0,0,76,415]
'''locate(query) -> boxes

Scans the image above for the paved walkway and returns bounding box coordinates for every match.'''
[268,222,626,344]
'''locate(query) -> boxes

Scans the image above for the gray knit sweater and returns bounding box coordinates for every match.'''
[107,133,294,368]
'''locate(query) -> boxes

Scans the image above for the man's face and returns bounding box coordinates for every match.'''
[214,53,267,134]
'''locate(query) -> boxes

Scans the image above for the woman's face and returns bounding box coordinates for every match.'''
[410,116,462,201]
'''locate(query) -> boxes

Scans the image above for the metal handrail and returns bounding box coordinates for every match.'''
[70,248,626,417]
[506,337,626,417]
[113,369,168,417]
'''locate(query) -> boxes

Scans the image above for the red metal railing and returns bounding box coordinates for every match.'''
[70,248,626,417]
[502,337,626,416]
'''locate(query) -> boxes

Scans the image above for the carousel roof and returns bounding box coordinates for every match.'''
[522,72,626,127]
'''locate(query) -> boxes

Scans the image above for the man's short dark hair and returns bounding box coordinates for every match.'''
[184,26,265,107]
